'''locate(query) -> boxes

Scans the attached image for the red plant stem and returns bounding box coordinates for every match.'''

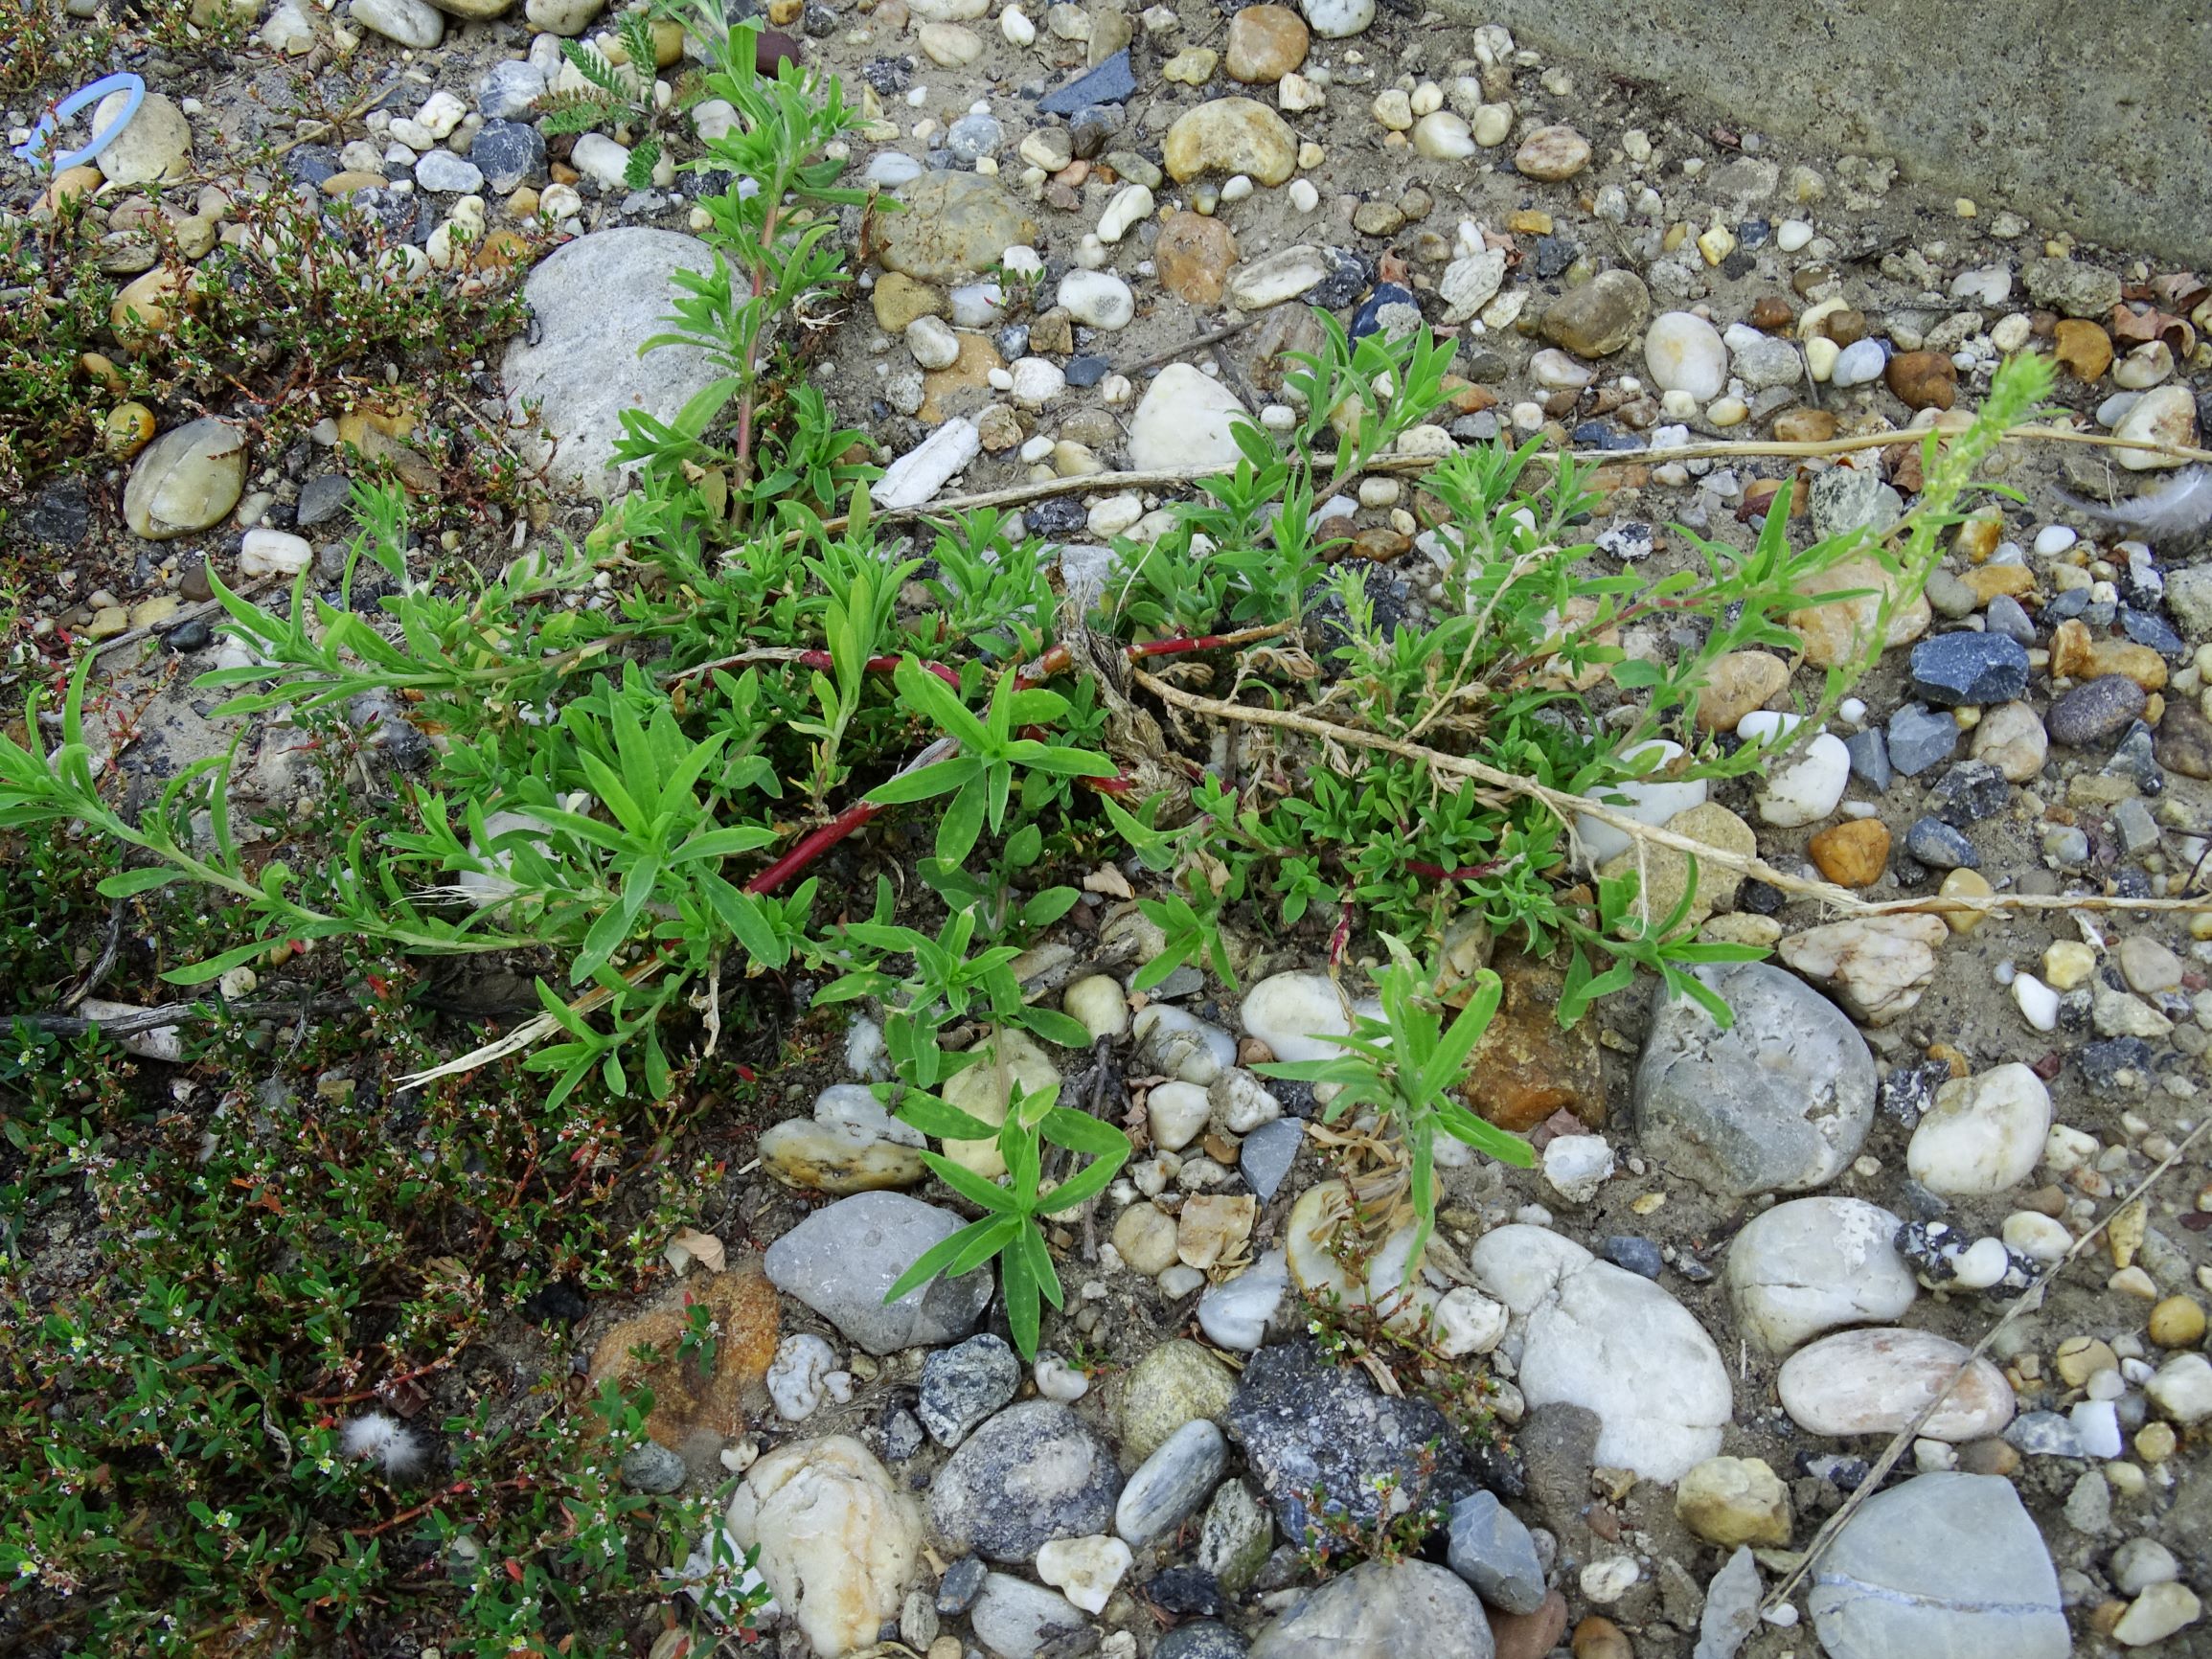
[1404,858,1505,882]
[667,648,960,690]
[743,737,957,895]
[732,198,780,493]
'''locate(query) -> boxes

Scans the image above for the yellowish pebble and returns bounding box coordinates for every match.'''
[1938,868,1993,934]
[2148,1295,2206,1349]
[2055,1335,2118,1388]
[2043,940,2098,990]
[2136,1421,2178,1463]
[2108,1199,2147,1270]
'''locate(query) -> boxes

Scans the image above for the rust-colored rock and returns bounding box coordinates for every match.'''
[1818,307,1868,346]
[586,1268,780,1456]
[1773,407,1837,443]
[1884,350,1957,411]
[1222,3,1309,81]
[2053,317,2114,380]
[1960,563,2036,604]
[1572,1616,1633,1659]
[1749,295,1794,331]
[1153,210,1239,306]
[2047,619,2168,691]
[1808,818,1890,887]
[1460,951,1608,1131]
[1490,1591,1570,1659]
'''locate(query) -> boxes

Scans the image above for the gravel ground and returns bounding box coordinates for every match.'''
[8,0,2212,1656]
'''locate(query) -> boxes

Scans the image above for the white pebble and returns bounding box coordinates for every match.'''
[905,315,961,371]
[2001,1210,2071,1263]
[1058,268,1135,330]
[1776,219,1813,253]
[1288,178,1319,213]
[2013,972,2060,1032]
[1951,1237,2012,1289]
[2034,525,2078,556]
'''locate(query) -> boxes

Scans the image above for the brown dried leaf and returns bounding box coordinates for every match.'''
[667,1226,726,1276]
[1083,863,1134,899]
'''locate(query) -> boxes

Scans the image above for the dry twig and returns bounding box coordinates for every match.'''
[1128,665,2212,922]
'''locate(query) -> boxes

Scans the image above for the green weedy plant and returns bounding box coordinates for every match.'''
[538,7,689,192]
[1254,938,1536,1280]
[813,875,1094,1092]
[882,1082,1132,1359]
[612,7,877,522]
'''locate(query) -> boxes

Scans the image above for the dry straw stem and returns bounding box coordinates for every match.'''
[835,420,2212,535]
[1128,665,2212,923]
[1762,1113,2212,1616]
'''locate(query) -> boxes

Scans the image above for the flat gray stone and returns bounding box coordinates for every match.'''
[762,1191,992,1355]
[501,228,728,496]
[1249,1560,1494,1659]
[1445,1489,1546,1614]
[1809,1473,2068,1659]
[929,1401,1122,1562]
[124,419,246,540]
[1116,1418,1229,1547]
[969,1573,1085,1659]
[1633,961,1876,1196]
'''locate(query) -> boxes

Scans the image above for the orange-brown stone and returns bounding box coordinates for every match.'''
[586,1267,780,1456]
[1461,952,1608,1132]
[1154,210,1239,306]
[1808,818,1891,887]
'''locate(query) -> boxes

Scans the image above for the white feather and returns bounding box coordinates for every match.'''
[341,1411,425,1476]
[2063,466,2212,541]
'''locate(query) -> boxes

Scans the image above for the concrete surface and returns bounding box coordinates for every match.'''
[1460,0,2212,263]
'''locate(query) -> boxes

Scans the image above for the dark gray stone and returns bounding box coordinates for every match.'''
[1038,49,1136,115]
[1903,815,1977,869]
[1884,703,1958,776]
[1925,761,2010,826]
[929,1401,1121,1562]
[1843,726,1892,791]
[2047,674,2147,746]
[1309,247,1374,309]
[1985,594,2037,645]
[1445,1489,1547,1614]
[1224,1341,1476,1552]
[1808,1474,2068,1659]
[1908,632,2030,706]
[1155,1623,1248,1659]
[2079,1037,2155,1090]
[2121,605,2186,658]
[1599,1235,1664,1279]
[919,1333,1020,1447]
[1239,1118,1303,1202]
[1632,962,1877,1197]
[468,120,546,193]
[763,1191,994,1355]
[619,1443,686,1492]
[1064,352,1110,387]
[937,1554,988,1614]
[295,472,354,530]
[1248,1560,1495,1659]
[1067,102,1120,158]
[21,479,90,548]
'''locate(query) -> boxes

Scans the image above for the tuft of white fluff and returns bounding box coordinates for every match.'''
[2062,466,2212,541]
[341,1411,425,1477]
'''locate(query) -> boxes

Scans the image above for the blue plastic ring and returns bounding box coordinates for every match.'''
[13,72,148,174]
